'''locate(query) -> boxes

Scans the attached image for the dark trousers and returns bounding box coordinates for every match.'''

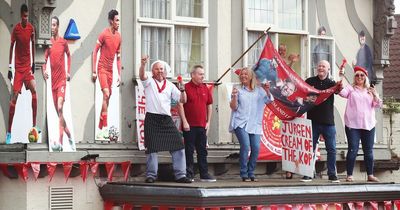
[183,127,209,178]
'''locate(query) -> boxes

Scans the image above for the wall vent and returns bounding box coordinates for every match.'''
[49,186,74,210]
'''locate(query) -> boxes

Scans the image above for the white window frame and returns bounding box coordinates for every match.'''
[135,0,209,80]
[308,35,336,79]
[243,0,308,76]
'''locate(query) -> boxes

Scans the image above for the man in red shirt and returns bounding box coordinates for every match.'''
[42,16,73,151]
[92,9,121,139]
[6,4,36,144]
[178,65,215,182]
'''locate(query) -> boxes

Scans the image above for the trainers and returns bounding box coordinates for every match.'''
[69,138,75,150]
[176,177,192,183]
[186,175,195,182]
[145,177,155,183]
[329,175,340,183]
[200,174,216,182]
[300,176,312,182]
[5,132,11,144]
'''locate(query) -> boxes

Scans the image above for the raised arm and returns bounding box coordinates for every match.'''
[139,55,149,81]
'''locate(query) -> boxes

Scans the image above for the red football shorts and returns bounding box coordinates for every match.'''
[52,85,66,109]
[13,70,35,93]
[98,70,113,94]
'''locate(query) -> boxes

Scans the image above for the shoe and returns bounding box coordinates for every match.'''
[242,177,250,182]
[367,175,379,182]
[300,176,312,182]
[186,175,195,182]
[5,132,11,144]
[285,171,293,179]
[176,177,192,183]
[69,138,75,150]
[329,175,340,183]
[200,174,216,182]
[145,177,155,183]
[250,177,258,182]
[96,128,109,140]
[346,176,354,182]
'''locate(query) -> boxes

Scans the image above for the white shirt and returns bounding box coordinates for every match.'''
[142,77,181,116]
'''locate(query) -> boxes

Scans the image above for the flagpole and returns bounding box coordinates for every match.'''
[215,27,271,84]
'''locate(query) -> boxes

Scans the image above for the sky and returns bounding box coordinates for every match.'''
[396,0,400,14]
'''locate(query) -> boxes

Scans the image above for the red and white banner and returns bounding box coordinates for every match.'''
[253,36,339,120]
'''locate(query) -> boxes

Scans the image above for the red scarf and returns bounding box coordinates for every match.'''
[153,78,166,93]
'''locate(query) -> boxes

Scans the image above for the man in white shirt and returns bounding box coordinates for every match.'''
[139,55,191,183]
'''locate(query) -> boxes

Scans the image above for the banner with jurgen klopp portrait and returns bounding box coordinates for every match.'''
[255,36,338,160]
[253,36,339,121]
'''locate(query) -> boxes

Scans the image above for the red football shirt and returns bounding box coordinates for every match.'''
[48,37,70,90]
[11,22,34,72]
[97,28,121,73]
[183,81,213,127]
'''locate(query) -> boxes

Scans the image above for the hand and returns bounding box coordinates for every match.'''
[288,54,300,62]
[296,97,304,105]
[338,69,344,76]
[141,55,149,66]
[205,121,210,136]
[92,72,97,82]
[67,73,71,82]
[262,81,270,90]
[31,63,35,74]
[368,86,378,97]
[182,121,190,131]
[336,80,343,92]
[42,64,49,80]
[8,64,14,81]
[231,87,238,99]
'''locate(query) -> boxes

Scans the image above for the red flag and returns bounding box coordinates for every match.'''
[142,205,152,210]
[47,162,57,182]
[253,37,339,120]
[159,206,169,210]
[122,203,133,210]
[369,201,378,210]
[258,107,282,160]
[384,201,392,210]
[63,162,73,182]
[15,163,29,181]
[121,161,131,181]
[335,203,342,210]
[30,162,41,181]
[105,162,115,182]
[355,201,364,210]
[80,161,89,182]
[320,204,329,210]
[104,201,113,210]
[283,204,293,210]
[395,200,400,209]
[89,162,99,177]
[0,164,11,178]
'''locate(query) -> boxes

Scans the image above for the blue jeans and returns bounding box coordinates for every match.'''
[312,122,337,176]
[183,127,209,178]
[234,127,261,178]
[345,126,375,176]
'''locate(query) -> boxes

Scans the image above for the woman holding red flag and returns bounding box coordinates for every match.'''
[339,66,382,182]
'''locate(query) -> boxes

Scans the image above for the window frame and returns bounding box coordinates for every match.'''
[135,0,209,80]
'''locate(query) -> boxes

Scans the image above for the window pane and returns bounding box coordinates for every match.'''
[311,38,333,75]
[247,31,268,67]
[176,0,203,18]
[278,0,303,30]
[141,26,171,73]
[141,0,169,19]
[175,26,204,78]
[247,0,273,24]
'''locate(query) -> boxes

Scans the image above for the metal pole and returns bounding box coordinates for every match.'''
[215,27,271,84]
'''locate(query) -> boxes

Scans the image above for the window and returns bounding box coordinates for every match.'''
[175,26,204,78]
[176,0,203,18]
[137,0,207,78]
[309,36,335,77]
[247,0,274,25]
[278,0,303,30]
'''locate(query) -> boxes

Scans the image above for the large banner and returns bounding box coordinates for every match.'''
[253,36,339,120]
[94,52,120,142]
[281,118,314,177]
[46,58,76,152]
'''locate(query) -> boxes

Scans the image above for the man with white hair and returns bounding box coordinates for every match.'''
[139,55,191,184]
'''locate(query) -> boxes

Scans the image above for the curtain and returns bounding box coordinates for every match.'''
[248,32,267,67]
[141,0,168,19]
[141,27,171,73]
[176,0,195,17]
[175,27,192,77]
